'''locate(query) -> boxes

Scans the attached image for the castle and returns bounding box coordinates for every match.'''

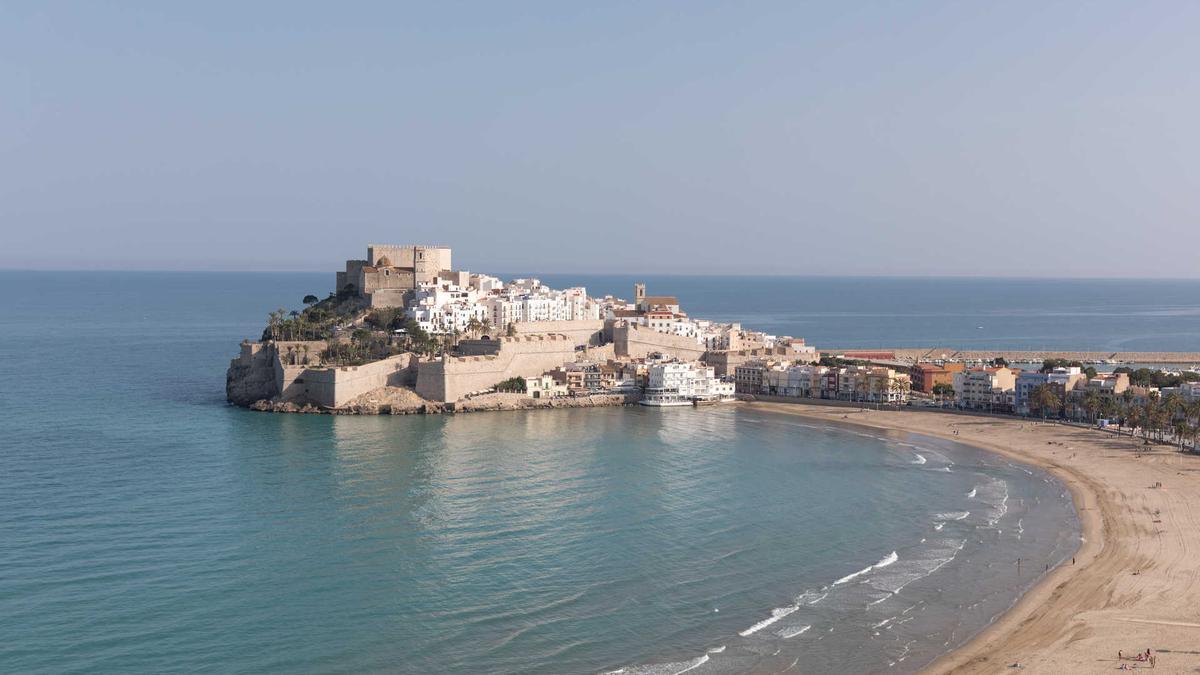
[335,244,455,308]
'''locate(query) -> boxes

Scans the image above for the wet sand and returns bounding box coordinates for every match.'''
[749,402,1200,674]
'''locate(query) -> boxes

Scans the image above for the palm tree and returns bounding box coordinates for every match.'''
[288,310,301,340]
[466,317,482,338]
[1164,392,1185,444]
[1030,384,1061,421]
[1083,390,1101,424]
[1188,401,1200,452]
[1127,405,1143,439]
[1173,421,1190,451]
[1100,397,1118,422]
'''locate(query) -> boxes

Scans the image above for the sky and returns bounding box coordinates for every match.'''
[2,2,1197,276]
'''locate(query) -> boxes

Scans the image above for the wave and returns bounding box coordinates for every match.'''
[868,539,966,597]
[833,551,898,586]
[604,654,710,675]
[796,589,828,606]
[974,478,1010,526]
[739,605,799,636]
[966,488,977,498]
[911,454,927,465]
[935,511,969,522]
[777,624,811,639]
[707,646,725,654]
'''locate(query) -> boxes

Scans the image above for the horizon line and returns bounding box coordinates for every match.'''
[2,266,1200,282]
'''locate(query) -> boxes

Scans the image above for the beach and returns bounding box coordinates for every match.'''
[751,402,1200,674]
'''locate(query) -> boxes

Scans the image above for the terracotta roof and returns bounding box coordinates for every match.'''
[643,296,679,305]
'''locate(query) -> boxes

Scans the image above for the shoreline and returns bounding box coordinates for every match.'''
[749,402,1200,674]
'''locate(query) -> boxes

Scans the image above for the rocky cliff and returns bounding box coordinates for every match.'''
[226,342,280,406]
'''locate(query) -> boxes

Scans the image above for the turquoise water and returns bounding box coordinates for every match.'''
[0,272,1084,673]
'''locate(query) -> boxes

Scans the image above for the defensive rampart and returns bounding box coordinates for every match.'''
[227,341,418,408]
[612,323,706,361]
[293,354,417,407]
[416,334,576,402]
[510,319,606,347]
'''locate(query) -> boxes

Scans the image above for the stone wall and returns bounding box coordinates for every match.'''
[511,319,606,347]
[612,323,706,361]
[227,341,419,409]
[416,334,577,402]
[297,354,418,407]
[226,341,279,406]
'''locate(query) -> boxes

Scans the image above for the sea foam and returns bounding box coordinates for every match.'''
[739,605,799,636]
[833,551,898,586]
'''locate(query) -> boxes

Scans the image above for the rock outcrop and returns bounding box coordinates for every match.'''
[226,342,280,406]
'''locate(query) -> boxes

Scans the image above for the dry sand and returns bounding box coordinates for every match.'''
[750,402,1200,675]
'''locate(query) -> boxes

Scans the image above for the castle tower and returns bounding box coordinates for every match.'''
[634,283,646,305]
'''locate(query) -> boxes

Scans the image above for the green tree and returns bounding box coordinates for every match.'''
[1030,384,1061,421]
[1126,404,1143,438]
[1083,390,1101,424]
[303,294,319,306]
[495,377,527,393]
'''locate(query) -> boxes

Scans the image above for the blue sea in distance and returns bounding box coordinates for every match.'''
[6,270,1185,674]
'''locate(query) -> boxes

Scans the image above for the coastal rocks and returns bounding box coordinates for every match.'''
[454,392,639,412]
[249,400,324,414]
[241,389,640,416]
[226,360,278,406]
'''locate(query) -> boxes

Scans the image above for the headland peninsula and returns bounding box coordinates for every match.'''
[226,242,1200,423]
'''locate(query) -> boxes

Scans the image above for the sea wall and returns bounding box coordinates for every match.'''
[296,354,417,407]
[823,347,1200,364]
[612,323,706,361]
[416,334,576,402]
[227,341,418,408]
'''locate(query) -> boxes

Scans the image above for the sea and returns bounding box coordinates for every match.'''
[5,271,1195,674]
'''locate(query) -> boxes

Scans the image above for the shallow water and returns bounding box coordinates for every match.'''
[0,271,1080,674]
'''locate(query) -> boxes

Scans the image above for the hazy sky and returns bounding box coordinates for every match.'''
[2,2,1197,276]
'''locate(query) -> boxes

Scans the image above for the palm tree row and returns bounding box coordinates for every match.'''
[1029,385,1200,452]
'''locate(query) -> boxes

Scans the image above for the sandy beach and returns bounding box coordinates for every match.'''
[750,402,1200,675]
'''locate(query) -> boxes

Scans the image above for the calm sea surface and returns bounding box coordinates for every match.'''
[0,271,1143,673]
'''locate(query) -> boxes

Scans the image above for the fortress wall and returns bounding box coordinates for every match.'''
[613,323,706,361]
[227,341,280,405]
[511,320,606,347]
[457,339,502,356]
[369,288,412,308]
[581,343,616,362]
[299,354,418,408]
[416,335,577,402]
